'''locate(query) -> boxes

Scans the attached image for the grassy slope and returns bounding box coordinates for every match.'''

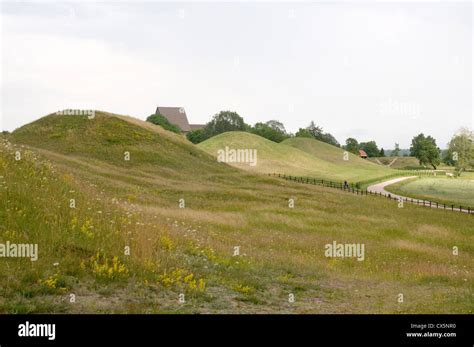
[385,175,474,208]
[198,132,392,183]
[367,156,430,170]
[10,112,231,178]
[1,112,473,313]
[281,137,392,181]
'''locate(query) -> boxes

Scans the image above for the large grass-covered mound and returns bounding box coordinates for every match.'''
[199,132,392,182]
[10,112,231,177]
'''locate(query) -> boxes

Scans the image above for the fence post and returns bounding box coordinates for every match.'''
[451,204,454,211]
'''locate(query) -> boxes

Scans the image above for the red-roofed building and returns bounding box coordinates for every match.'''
[359,149,368,159]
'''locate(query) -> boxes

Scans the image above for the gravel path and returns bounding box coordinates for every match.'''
[367,176,472,214]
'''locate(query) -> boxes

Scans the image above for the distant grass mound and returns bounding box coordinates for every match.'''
[2,111,473,314]
[199,132,392,183]
[367,156,426,170]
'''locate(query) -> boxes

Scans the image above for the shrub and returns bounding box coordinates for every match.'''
[146,113,181,134]
[186,128,208,144]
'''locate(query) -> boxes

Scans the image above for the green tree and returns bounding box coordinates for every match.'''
[392,143,400,157]
[359,141,379,157]
[295,128,312,138]
[186,128,207,144]
[410,133,441,169]
[204,111,247,137]
[300,122,340,146]
[344,138,359,154]
[379,148,385,157]
[446,128,474,174]
[266,120,286,134]
[146,113,181,133]
[307,121,324,139]
[251,120,289,143]
[320,133,340,147]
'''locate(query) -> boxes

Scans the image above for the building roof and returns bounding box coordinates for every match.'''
[156,106,191,132]
[189,124,205,130]
[359,149,368,157]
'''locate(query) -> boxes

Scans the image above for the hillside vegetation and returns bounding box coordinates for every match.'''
[1,112,472,313]
[367,156,426,170]
[198,132,392,183]
[281,137,392,181]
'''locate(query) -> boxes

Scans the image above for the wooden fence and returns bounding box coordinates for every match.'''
[268,173,473,215]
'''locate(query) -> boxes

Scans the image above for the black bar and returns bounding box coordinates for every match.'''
[0,314,471,346]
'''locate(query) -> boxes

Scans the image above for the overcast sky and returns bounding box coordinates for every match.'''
[1,1,472,148]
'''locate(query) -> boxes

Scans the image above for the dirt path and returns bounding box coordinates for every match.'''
[367,176,417,198]
[367,176,472,214]
[387,158,398,167]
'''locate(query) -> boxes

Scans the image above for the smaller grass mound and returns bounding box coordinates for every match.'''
[368,156,427,170]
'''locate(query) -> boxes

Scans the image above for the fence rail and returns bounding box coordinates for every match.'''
[268,173,473,215]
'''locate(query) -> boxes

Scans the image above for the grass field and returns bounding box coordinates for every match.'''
[367,156,428,170]
[1,112,473,313]
[385,175,474,208]
[199,132,393,183]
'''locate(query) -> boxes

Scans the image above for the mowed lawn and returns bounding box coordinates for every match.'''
[385,175,474,208]
[1,113,473,314]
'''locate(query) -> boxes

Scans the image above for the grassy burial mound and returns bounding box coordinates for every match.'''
[199,132,393,183]
[1,112,472,314]
[281,137,392,182]
[198,131,343,178]
[10,111,232,178]
[367,156,427,170]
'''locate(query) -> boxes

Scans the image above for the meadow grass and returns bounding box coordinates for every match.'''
[385,176,474,208]
[1,112,472,313]
[367,156,424,169]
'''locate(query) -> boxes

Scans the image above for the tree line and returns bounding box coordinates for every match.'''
[148,110,341,147]
[146,111,474,174]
